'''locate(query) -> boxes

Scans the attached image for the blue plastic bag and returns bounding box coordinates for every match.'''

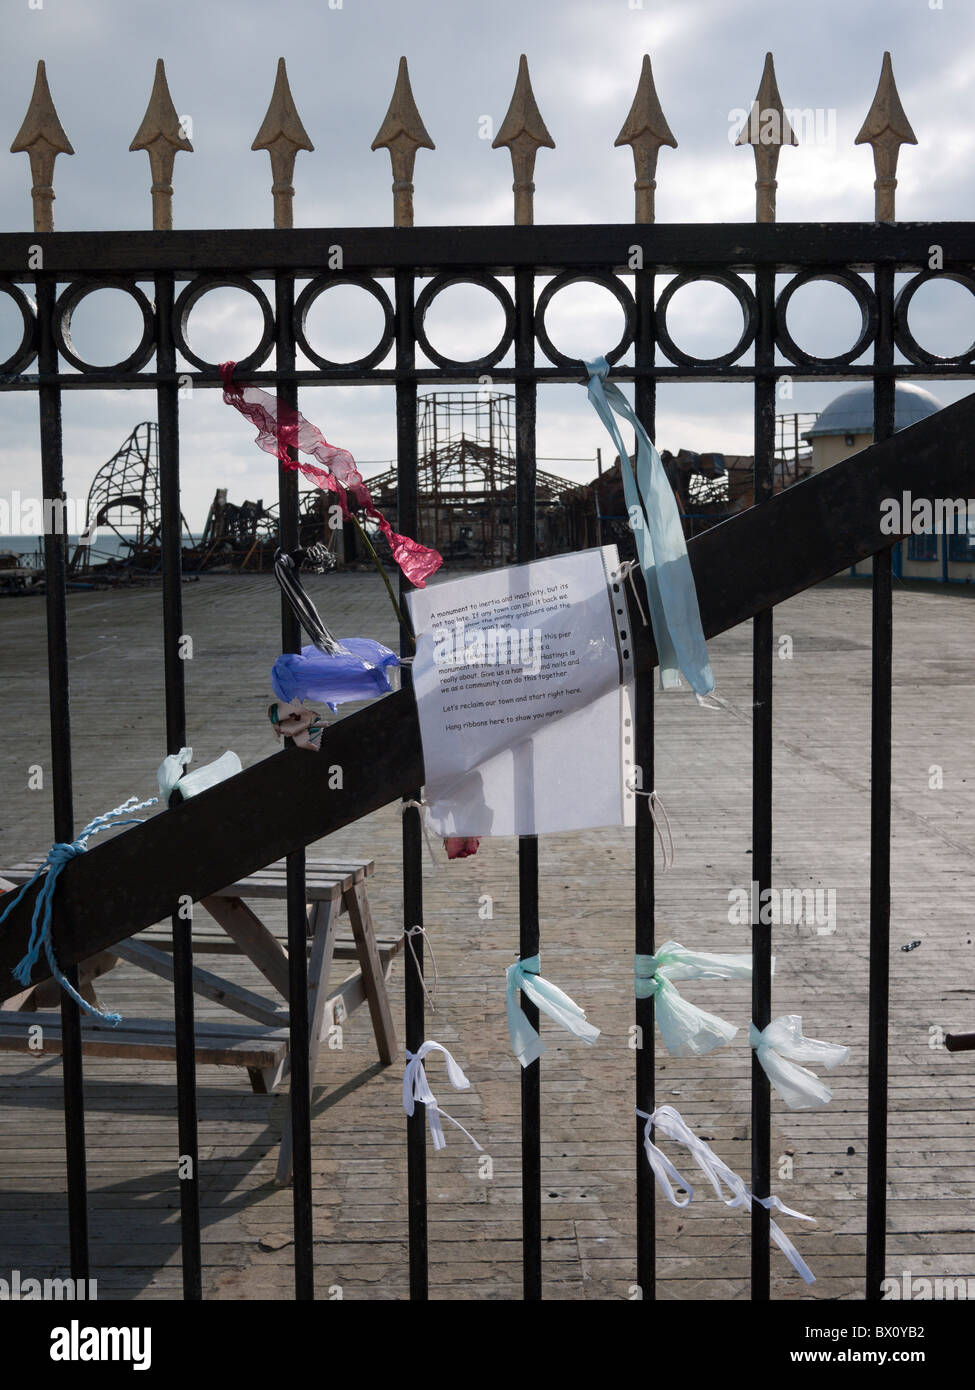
[270,638,400,711]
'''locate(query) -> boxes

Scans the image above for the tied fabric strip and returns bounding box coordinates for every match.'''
[585,357,714,697]
[750,1015,850,1110]
[634,940,758,1057]
[273,548,343,654]
[0,796,158,1025]
[219,361,442,588]
[156,747,243,800]
[636,1104,816,1284]
[268,700,328,752]
[506,955,600,1069]
[402,1041,483,1152]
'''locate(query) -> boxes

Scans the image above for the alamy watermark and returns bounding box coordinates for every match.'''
[433,620,543,677]
[880,491,973,535]
[0,1268,97,1299]
[728,880,836,934]
[0,491,97,540]
[728,106,837,149]
[881,1270,975,1300]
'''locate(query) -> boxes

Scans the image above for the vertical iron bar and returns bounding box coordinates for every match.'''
[750,265,776,1299]
[37,275,89,1280]
[633,266,656,1301]
[515,266,542,1301]
[276,272,314,1300]
[155,271,201,1299]
[866,265,895,1299]
[397,269,428,1301]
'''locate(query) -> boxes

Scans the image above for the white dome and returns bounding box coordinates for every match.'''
[803,383,943,439]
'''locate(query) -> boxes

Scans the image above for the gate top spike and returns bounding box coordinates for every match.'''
[855,52,917,223]
[615,54,677,224]
[252,58,314,230]
[10,60,74,234]
[129,59,192,231]
[492,54,555,225]
[371,57,435,228]
[735,52,796,224]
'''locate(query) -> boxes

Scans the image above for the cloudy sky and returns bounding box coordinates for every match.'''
[1,0,974,533]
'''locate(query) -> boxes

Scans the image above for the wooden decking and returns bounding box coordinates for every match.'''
[0,571,973,1299]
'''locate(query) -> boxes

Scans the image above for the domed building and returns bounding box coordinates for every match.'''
[803,383,944,475]
[803,383,974,583]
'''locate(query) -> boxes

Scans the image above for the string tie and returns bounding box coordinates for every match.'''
[404,925,439,1012]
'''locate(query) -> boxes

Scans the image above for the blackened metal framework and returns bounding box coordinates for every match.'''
[1,220,975,1302]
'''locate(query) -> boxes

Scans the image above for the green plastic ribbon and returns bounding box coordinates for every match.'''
[506,955,600,1068]
[635,941,759,1057]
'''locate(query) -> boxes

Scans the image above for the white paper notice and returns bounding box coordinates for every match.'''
[406,546,635,837]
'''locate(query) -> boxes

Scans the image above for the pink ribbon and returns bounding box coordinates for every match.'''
[219,362,442,588]
[444,837,480,859]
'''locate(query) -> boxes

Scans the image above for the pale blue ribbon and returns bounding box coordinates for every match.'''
[585,356,714,697]
[0,795,158,1026]
[505,954,600,1068]
[634,941,757,1057]
[636,1104,816,1284]
[750,1015,850,1110]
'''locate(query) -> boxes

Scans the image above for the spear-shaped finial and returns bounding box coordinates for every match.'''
[371,57,434,228]
[129,59,193,231]
[10,60,74,234]
[855,52,917,223]
[615,54,677,224]
[735,52,797,223]
[252,57,314,230]
[492,55,554,225]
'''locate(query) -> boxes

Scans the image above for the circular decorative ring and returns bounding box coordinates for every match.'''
[295,274,395,371]
[173,276,275,373]
[534,272,635,370]
[0,281,38,376]
[414,273,515,372]
[775,269,877,368]
[655,272,757,368]
[894,270,975,366]
[55,279,156,375]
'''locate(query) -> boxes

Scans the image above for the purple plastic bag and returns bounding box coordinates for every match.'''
[270,639,400,711]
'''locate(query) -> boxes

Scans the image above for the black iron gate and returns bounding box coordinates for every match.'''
[2,218,974,1300]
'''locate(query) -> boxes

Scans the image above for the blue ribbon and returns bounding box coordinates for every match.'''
[0,796,157,1026]
[505,954,600,1068]
[585,357,714,697]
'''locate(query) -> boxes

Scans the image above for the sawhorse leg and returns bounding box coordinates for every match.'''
[275,898,337,1186]
[344,881,397,1065]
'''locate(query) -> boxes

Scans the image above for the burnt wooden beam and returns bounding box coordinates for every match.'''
[2,390,974,999]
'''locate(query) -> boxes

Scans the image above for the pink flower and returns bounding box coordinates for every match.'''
[444,837,480,860]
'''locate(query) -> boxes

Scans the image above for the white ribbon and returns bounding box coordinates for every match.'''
[635,941,760,1057]
[506,955,600,1068]
[402,1042,483,1152]
[156,746,193,801]
[750,1015,850,1110]
[636,1104,816,1284]
[156,747,242,804]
